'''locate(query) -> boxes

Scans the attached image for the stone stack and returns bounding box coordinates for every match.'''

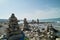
[6,13,25,40]
[46,24,56,40]
[23,18,30,31]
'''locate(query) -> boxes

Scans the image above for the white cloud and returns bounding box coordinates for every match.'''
[7,8,60,20]
[29,8,60,19]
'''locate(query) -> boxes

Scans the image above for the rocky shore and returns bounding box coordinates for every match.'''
[0,14,60,40]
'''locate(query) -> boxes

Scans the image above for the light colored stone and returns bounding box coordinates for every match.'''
[56,38,60,40]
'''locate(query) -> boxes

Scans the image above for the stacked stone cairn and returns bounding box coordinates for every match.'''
[6,13,25,40]
[23,18,31,31]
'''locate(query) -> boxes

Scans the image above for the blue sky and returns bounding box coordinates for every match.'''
[0,0,60,20]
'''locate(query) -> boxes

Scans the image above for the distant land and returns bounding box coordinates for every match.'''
[0,19,8,23]
[0,18,60,23]
[40,18,60,22]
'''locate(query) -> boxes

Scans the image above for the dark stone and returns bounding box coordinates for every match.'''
[23,18,30,31]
